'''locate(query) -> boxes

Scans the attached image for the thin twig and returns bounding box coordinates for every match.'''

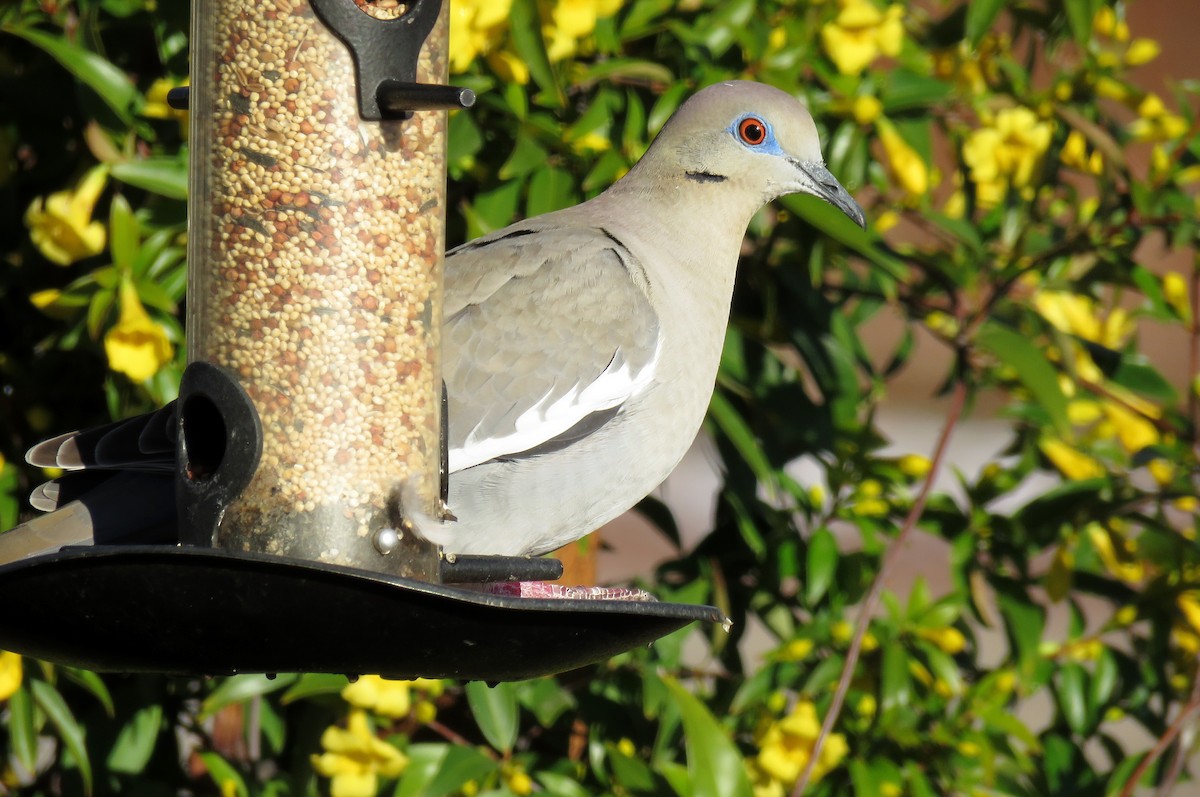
[791,378,968,797]
[1154,658,1200,797]
[1120,678,1200,797]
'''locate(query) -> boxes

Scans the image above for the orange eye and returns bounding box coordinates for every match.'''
[738,117,767,146]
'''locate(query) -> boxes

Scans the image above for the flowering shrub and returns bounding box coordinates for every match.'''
[1,0,1198,796]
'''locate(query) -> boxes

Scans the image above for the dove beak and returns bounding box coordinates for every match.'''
[794,161,867,229]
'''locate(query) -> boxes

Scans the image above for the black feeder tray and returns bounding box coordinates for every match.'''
[0,545,724,681]
[0,363,727,680]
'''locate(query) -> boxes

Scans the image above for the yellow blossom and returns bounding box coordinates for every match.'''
[141,77,189,137]
[486,49,529,85]
[773,638,815,662]
[25,165,109,266]
[617,738,637,757]
[342,676,412,718]
[1086,523,1144,584]
[1094,76,1130,102]
[1124,38,1161,67]
[1092,6,1130,42]
[30,288,63,310]
[820,0,904,75]
[1163,272,1192,324]
[311,710,408,797]
[898,453,931,479]
[0,652,21,701]
[543,0,623,62]
[917,626,966,654]
[1061,130,1103,175]
[1039,437,1105,480]
[1129,94,1189,143]
[502,764,534,796]
[880,782,902,797]
[755,702,847,787]
[851,95,883,126]
[962,107,1053,208]
[104,280,174,382]
[877,120,927,198]
[855,693,876,717]
[1178,593,1200,636]
[932,35,1007,95]
[1100,401,1158,454]
[449,0,514,72]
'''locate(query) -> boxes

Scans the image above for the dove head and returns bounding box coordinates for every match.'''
[625,81,866,229]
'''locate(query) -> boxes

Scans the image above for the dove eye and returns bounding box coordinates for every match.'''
[738,116,768,146]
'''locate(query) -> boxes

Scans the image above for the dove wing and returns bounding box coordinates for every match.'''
[444,219,661,473]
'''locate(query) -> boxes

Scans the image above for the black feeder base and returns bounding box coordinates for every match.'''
[0,546,725,681]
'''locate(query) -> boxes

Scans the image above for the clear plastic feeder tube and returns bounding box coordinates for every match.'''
[186,0,446,580]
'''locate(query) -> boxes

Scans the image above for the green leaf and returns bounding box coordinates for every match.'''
[880,643,912,712]
[499,133,549,180]
[107,703,163,774]
[508,0,559,103]
[976,321,1070,435]
[517,677,577,728]
[109,194,139,272]
[1064,0,1099,45]
[281,673,350,703]
[5,26,140,124]
[201,674,297,719]
[526,166,576,217]
[60,668,115,717]
[881,70,952,112]
[663,679,753,797]
[8,685,38,776]
[30,678,93,795]
[112,157,189,199]
[396,744,497,797]
[1056,664,1088,735]
[580,58,674,87]
[964,0,1005,44]
[198,752,248,797]
[708,391,774,490]
[1110,360,1179,404]
[1088,648,1118,716]
[805,528,838,605]
[465,680,519,754]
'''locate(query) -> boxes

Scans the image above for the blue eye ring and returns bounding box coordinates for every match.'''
[738,116,768,146]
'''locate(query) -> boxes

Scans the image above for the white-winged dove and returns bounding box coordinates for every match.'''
[10,80,864,561]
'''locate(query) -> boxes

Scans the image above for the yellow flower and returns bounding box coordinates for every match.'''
[104,280,174,382]
[1061,130,1103,175]
[1086,522,1144,584]
[30,288,63,310]
[486,49,529,85]
[877,120,927,198]
[755,702,847,786]
[502,763,534,796]
[1163,272,1192,324]
[343,676,413,718]
[1129,94,1189,143]
[1124,38,1161,67]
[932,35,1007,95]
[820,0,904,75]
[898,453,931,479]
[851,95,883,126]
[543,0,623,62]
[311,710,408,797]
[141,77,189,137]
[1100,400,1158,454]
[25,165,108,266]
[1093,7,1130,42]
[449,0,514,72]
[1094,76,1130,102]
[343,676,443,720]
[1039,437,1105,480]
[0,652,21,701]
[772,638,815,662]
[962,107,1053,208]
[1179,593,1200,636]
[917,626,966,654]
[1034,290,1134,383]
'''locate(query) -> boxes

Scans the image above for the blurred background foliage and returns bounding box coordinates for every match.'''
[1,0,1199,795]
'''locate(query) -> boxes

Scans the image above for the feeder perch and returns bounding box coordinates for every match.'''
[0,0,725,680]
